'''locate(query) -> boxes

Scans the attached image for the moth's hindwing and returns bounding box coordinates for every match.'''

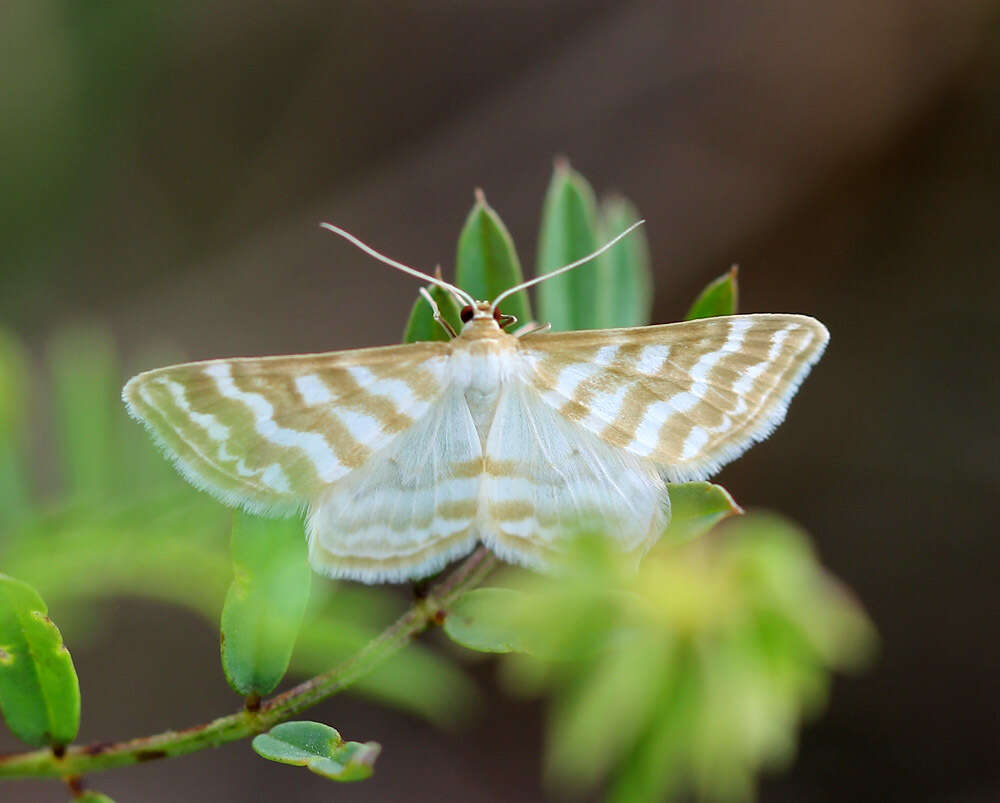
[481,380,668,571]
[307,386,482,582]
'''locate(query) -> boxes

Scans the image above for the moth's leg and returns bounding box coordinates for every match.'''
[419,287,458,339]
[514,322,552,338]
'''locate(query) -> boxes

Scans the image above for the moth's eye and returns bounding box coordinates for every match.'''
[460,305,474,323]
[492,306,503,322]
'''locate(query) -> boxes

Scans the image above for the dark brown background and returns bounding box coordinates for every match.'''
[2,1,999,800]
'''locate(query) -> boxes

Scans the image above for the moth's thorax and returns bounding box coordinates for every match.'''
[451,317,521,442]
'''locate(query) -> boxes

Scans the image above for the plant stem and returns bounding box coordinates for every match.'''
[0,547,496,780]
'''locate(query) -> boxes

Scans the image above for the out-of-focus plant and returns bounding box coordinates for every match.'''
[447,518,874,802]
[0,160,873,802]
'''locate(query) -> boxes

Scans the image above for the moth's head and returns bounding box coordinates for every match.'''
[459,301,517,331]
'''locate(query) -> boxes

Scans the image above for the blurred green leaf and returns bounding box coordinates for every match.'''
[599,196,653,328]
[456,191,532,325]
[444,588,534,654]
[660,482,743,544]
[685,266,739,320]
[252,721,380,782]
[48,326,119,498]
[0,329,28,443]
[221,513,312,696]
[0,329,30,522]
[76,793,116,802]
[547,635,672,794]
[287,584,477,724]
[403,281,462,343]
[607,646,699,803]
[537,161,607,330]
[0,574,80,747]
[484,514,874,802]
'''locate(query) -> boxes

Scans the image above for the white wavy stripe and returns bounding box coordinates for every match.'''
[204,363,348,483]
[660,321,828,482]
[122,377,304,516]
[307,530,479,584]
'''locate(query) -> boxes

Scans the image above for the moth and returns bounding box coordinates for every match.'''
[123,222,828,583]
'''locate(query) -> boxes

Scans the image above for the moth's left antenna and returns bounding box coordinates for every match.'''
[320,222,475,306]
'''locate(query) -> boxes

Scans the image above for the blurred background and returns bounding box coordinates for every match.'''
[2,1,999,800]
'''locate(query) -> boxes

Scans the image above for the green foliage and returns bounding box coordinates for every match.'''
[686,266,739,320]
[0,330,29,524]
[48,327,119,499]
[403,282,462,343]
[0,323,472,723]
[221,513,312,696]
[252,721,380,781]
[448,518,875,801]
[445,588,535,654]
[76,793,116,802]
[598,196,653,328]
[536,161,605,330]
[0,161,872,803]
[661,482,743,544]
[456,191,532,324]
[536,161,655,331]
[0,574,80,747]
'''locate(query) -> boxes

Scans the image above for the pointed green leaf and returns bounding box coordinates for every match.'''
[537,162,608,331]
[252,721,380,782]
[599,197,653,327]
[456,191,531,325]
[221,513,311,696]
[0,574,80,747]
[77,793,116,802]
[661,482,743,543]
[685,266,739,320]
[444,588,533,654]
[402,281,462,344]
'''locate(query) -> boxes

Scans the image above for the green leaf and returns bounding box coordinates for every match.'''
[456,190,532,325]
[0,329,30,521]
[661,482,743,543]
[0,329,28,444]
[402,281,462,343]
[685,266,739,320]
[221,513,312,696]
[48,326,119,498]
[77,792,116,802]
[252,721,380,781]
[0,574,80,747]
[536,161,607,331]
[599,197,653,327]
[444,588,534,654]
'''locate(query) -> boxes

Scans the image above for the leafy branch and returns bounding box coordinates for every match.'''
[0,547,496,780]
[0,160,873,802]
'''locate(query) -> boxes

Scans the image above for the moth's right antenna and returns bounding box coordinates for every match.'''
[491,220,645,310]
[321,222,475,306]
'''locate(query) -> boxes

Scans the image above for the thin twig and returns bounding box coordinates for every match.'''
[0,547,496,780]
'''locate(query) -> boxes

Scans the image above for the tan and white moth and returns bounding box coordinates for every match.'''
[123,222,828,583]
